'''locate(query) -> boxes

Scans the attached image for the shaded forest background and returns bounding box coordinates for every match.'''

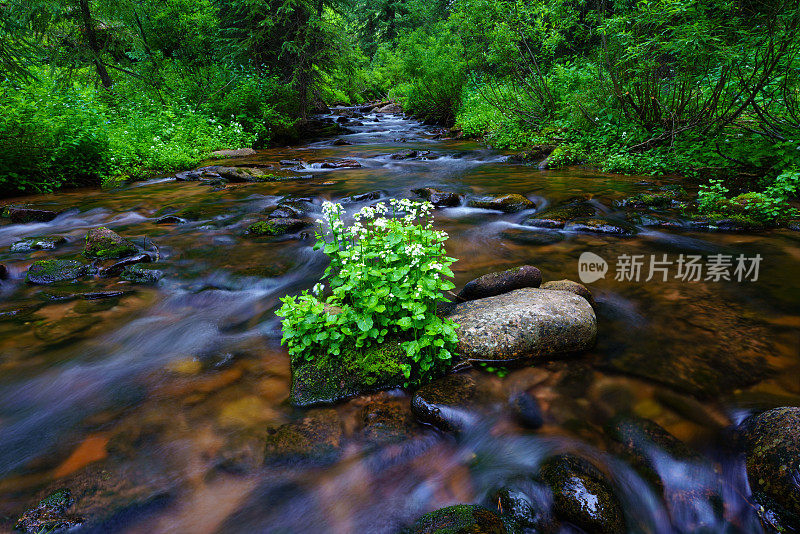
[1,0,798,218]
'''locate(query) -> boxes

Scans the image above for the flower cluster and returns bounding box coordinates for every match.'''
[277,198,459,385]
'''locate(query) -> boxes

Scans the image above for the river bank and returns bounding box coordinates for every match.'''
[0,110,799,532]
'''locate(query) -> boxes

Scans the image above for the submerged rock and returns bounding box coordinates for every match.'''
[84,227,137,259]
[606,415,696,488]
[10,236,67,253]
[540,279,595,307]
[738,407,800,522]
[564,217,637,236]
[525,201,595,229]
[247,218,309,237]
[34,315,100,343]
[26,259,88,285]
[457,265,542,301]
[412,187,462,207]
[290,340,409,406]
[500,228,564,246]
[268,205,304,219]
[3,206,60,224]
[467,194,535,213]
[390,150,432,160]
[15,488,84,533]
[263,408,343,466]
[360,397,418,445]
[509,390,544,429]
[410,373,478,432]
[404,504,507,534]
[445,288,597,363]
[539,455,626,534]
[155,215,187,224]
[120,264,165,284]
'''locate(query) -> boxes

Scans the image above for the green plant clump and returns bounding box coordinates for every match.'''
[277,198,459,385]
[698,169,800,224]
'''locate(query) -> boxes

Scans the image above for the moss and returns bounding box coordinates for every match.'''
[403,504,507,534]
[26,259,88,285]
[290,339,409,406]
[83,227,136,259]
[247,221,282,236]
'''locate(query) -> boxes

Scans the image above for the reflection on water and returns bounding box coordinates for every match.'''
[0,110,798,533]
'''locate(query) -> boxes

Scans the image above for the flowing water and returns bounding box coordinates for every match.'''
[0,111,798,533]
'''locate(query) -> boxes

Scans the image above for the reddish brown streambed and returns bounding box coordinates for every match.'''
[0,111,798,533]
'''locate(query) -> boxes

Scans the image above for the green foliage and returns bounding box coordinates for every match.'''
[698,170,800,224]
[277,199,459,385]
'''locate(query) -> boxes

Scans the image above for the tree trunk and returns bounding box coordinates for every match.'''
[78,0,113,88]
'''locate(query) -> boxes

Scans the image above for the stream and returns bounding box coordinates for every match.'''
[0,110,799,533]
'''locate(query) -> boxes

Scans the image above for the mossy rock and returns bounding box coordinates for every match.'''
[10,236,68,253]
[290,340,409,406]
[26,260,89,285]
[120,263,165,284]
[525,201,595,229]
[247,218,308,237]
[467,194,535,213]
[403,504,507,534]
[15,488,83,533]
[83,227,137,259]
[689,214,768,233]
[540,279,595,307]
[615,188,686,209]
[263,408,343,466]
[539,454,626,534]
[738,407,800,523]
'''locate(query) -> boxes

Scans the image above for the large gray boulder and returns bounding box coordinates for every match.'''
[446,288,597,363]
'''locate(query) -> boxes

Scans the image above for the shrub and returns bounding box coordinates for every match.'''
[276,199,459,385]
[697,170,799,224]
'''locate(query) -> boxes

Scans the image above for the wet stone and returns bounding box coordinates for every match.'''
[525,201,595,229]
[564,217,637,237]
[458,265,542,301]
[247,218,309,237]
[467,194,535,213]
[155,215,187,224]
[486,483,557,534]
[15,489,83,534]
[540,279,595,307]
[3,206,60,224]
[197,165,257,182]
[737,407,800,522]
[539,454,626,534]
[412,187,462,207]
[410,373,478,432]
[341,191,383,204]
[84,227,137,259]
[120,263,165,284]
[0,263,8,280]
[268,205,304,219]
[606,415,696,488]
[26,259,89,285]
[509,391,544,429]
[332,138,352,145]
[361,398,418,445]
[263,408,343,466]
[99,253,152,277]
[320,159,362,169]
[10,236,67,253]
[390,150,432,160]
[403,504,507,534]
[445,288,597,363]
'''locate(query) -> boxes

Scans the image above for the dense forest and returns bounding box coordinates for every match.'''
[1,0,799,223]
